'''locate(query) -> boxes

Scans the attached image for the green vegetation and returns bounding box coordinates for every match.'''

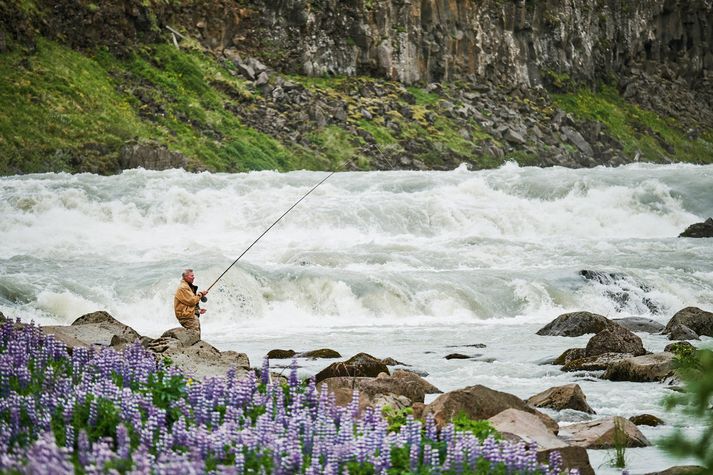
[553,85,713,164]
[661,348,713,471]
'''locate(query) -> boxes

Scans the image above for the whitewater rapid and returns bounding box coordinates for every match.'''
[2,162,711,335]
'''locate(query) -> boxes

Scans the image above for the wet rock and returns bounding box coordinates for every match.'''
[315,352,389,383]
[445,353,472,359]
[488,409,594,475]
[267,349,297,359]
[666,323,700,341]
[664,307,713,338]
[579,270,660,314]
[560,416,651,449]
[381,357,406,366]
[553,348,587,365]
[422,385,558,433]
[613,317,665,333]
[629,414,664,427]
[527,384,595,414]
[585,324,646,357]
[536,312,612,337]
[602,352,675,382]
[678,217,713,238]
[300,348,341,359]
[562,352,634,372]
[446,343,487,349]
[0,311,5,322]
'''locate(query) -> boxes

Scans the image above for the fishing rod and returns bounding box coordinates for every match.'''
[205,169,340,293]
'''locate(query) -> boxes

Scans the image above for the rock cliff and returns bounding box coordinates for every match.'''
[1,0,712,174]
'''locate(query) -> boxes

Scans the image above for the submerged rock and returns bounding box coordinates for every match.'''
[299,348,341,359]
[629,414,664,427]
[613,317,665,333]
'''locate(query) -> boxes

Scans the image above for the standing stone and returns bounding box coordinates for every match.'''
[664,307,713,338]
[585,325,646,357]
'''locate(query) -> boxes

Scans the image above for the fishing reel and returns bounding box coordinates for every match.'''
[201,295,208,303]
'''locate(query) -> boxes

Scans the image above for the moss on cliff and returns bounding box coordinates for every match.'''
[554,85,713,164]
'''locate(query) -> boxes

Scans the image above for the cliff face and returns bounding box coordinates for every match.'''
[244,0,712,86]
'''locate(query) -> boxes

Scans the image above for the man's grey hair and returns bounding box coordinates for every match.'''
[182,268,194,278]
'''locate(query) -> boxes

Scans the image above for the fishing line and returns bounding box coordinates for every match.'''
[205,168,341,292]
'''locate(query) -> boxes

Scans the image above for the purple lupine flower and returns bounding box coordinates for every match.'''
[260,357,270,386]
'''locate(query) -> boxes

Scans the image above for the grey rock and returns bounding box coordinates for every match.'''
[164,340,250,381]
[679,218,713,238]
[667,323,700,341]
[160,327,200,348]
[612,317,664,333]
[561,416,650,449]
[585,324,646,357]
[504,128,526,144]
[602,352,675,382]
[119,144,187,171]
[562,352,634,372]
[664,306,713,337]
[561,126,594,155]
[536,312,612,337]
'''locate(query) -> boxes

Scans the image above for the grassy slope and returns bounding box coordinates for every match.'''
[0,39,711,175]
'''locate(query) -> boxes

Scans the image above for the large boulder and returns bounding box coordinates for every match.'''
[678,217,713,238]
[318,374,426,404]
[664,307,713,338]
[613,317,665,333]
[315,353,389,383]
[585,324,646,357]
[527,384,595,414]
[560,416,651,449]
[70,310,141,343]
[267,349,296,359]
[602,353,675,382]
[536,312,612,337]
[488,409,594,475]
[43,310,141,349]
[553,348,587,365]
[161,327,200,348]
[422,385,558,433]
[163,340,250,381]
[629,414,664,427]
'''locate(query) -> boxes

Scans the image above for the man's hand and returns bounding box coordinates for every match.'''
[199,308,207,315]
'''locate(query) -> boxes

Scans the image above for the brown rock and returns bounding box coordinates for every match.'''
[318,375,426,403]
[299,348,341,359]
[267,349,297,359]
[422,385,558,433]
[561,416,651,449]
[562,352,634,372]
[527,384,595,414]
[161,327,200,348]
[666,323,700,341]
[678,217,713,238]
[629,414,664,427]
[488,409,594,475]
[536,311,612,336]
[664,341,695,353]
[392,369,442,394]
[164,340,250,381]
[664,307,713,338]
[585,324,646,357]
[71,310,141,342]
[315,352,389,383]
[553,348,587,365]
[602,353,674,382]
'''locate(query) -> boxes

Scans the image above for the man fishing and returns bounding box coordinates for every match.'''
[174,268,208,336]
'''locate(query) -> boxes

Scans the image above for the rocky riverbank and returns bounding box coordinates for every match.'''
[1,0,712,175]
[2,303,710,474]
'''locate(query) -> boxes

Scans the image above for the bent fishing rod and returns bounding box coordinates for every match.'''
[205,168,342,293]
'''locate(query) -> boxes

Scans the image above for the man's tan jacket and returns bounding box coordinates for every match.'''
[174,280,201,319]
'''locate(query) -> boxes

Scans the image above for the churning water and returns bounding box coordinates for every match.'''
[1,162,712,473]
